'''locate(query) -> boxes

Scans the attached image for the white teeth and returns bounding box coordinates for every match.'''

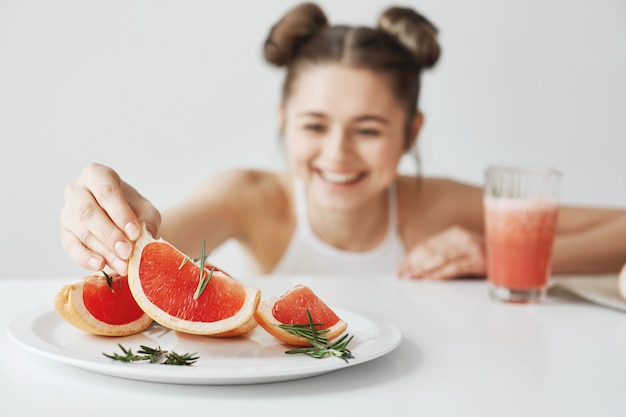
[320,171,360,184]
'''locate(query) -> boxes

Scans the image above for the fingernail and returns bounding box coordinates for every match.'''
[112,258,127,275]
[124,222,140,240]
[88,257,102,270]
[114,240,132,259]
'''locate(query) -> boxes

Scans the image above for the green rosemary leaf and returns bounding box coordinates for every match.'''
[178,256,190,270]
[305,310,321,343]
[276,323,330,343]
[103,344,149,362]
[199,239,206,272]
[102,270,114,293]
[193,267,214,300]
[193,240,212,300]
[137,345,168,363]
[284,347,315,355]
[163,351,199,366]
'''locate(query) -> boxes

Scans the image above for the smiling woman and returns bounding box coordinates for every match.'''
[58,2,626,281]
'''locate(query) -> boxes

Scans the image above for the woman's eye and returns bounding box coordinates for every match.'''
[303,124,326,133]
[356,128,381,137]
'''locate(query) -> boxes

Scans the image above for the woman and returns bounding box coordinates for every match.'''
[60,3,626,280]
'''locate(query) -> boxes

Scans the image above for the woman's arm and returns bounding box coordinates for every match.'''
[552,206,626,273]
[159,170,266,259]
[158,170,291,269]
[398,177,626,278]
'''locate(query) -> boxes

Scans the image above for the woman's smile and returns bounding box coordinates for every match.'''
[316,170,367,185]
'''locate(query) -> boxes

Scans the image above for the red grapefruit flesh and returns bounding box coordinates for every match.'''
[54,274,153,336]
[82,274,146,324]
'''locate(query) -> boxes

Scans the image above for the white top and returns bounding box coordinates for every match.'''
[271,179,407,274]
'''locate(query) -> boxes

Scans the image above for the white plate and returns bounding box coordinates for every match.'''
[7,306,402,385]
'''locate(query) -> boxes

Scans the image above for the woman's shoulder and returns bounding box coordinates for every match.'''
[215,169,291,199]
[207,169,294,215]
[396,175,482,200]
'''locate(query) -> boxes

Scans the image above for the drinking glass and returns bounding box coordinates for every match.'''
[484,166,561,303]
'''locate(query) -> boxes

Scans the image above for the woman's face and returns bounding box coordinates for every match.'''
[282,64,416,211]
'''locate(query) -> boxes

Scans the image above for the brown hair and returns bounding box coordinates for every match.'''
[264,2,440,148]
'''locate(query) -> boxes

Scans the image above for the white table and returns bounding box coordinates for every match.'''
[2,274,625,417]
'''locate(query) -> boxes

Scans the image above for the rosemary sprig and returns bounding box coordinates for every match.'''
[178,255,190,270]
[278,310,355,363]
[103,344,198,366]
[101,270,123,293]
[193,268,214,300]
[102,270,114,292]
[278,322,330,344]
[285,333,354,361]
[193,240,213,300]
[162,351,200,366]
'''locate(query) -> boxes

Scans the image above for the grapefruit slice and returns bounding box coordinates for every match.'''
[127,224,261,336]
[54,273,153,336]
[254,284,347,346]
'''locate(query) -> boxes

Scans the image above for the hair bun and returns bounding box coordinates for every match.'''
[377,7,441,68]
[264,3,328,67]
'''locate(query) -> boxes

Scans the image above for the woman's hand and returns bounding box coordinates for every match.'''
[60,163,161,275]
[397,226,486,280]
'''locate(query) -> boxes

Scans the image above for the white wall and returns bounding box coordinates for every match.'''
[1,0,625,279]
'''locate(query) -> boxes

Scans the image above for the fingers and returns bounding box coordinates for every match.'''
[60,163,154,275]
[397,226,486,280]
[84,164,142,242]
[396,244,443,277]
[125,184,162,238]
[61,227,129,274]
[60,194,131,275]
[427,258,483,280]
[398,255,482,280]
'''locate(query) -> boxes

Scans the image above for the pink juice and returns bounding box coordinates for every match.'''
[484,197,558,290]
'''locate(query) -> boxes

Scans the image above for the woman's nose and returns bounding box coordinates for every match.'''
[320,128,352,161]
